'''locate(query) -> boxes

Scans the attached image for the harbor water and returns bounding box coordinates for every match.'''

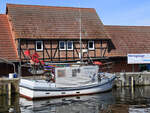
[1,86,150,113]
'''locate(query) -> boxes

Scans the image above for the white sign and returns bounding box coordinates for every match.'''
[128,54,150,64]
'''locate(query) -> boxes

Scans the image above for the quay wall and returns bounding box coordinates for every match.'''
[115,72,150,87]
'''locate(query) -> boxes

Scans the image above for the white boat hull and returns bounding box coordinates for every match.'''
[19,73,116,100]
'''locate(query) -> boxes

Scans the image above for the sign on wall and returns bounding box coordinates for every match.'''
[128,54,150,64]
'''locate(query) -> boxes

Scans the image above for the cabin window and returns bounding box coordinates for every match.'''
[59,41,66,50]
[57,70,66,77]
[67,41,73,50]
[88,41,94,50]
[72,68,80,77]
[36,41,43,51]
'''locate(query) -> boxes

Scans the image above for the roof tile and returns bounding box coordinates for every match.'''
[0,14,19,61]
[105,25,150,57]
[6,4,109,40]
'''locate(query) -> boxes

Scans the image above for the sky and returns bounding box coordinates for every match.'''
[1,0,150,26]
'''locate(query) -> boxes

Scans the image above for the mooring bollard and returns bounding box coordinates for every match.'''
[8,83,11,97]
[0,84,2,95]
[3,84,6,95]
[8,83,11,106]
[131,76,134,87]
[130,76,135,99]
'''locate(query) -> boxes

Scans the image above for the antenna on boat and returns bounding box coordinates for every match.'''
[79,5,83,63]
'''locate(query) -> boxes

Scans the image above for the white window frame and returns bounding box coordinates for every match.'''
[59,41,66,50]
[67,41,73,50]
[88,41,95,50]
[36,41,43,51]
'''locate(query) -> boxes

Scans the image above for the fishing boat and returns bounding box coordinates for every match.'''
[19,62,116,99]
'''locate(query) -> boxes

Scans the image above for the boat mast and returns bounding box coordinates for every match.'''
[79,7,82,62]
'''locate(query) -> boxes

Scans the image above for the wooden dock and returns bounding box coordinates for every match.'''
[0,78,20,113]
[0,78,19,96]
[115,72,150,87]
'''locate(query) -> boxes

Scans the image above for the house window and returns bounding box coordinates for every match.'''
[88,41,94,50]
[67,41,73,50]
[59,41,74,50]
[59,41,66,50]
[36,41,43,51]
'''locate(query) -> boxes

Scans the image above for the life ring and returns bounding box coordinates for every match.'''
[93,61,102,65]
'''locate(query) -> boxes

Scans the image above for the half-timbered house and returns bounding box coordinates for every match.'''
[6,4,113,64]
[2,3,150,75]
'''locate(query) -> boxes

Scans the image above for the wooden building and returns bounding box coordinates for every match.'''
[6,4,113,63]
[105,25,150,72]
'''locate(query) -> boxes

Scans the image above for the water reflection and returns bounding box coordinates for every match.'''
[20,92,115,113]
[0,94,20,113]
[112,86,150,113]
[1,86,150,113]
[113,86,150,104]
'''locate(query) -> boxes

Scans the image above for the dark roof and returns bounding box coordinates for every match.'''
[0,14,19,61]
[105,25,150,57]
[6,4,109,40]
